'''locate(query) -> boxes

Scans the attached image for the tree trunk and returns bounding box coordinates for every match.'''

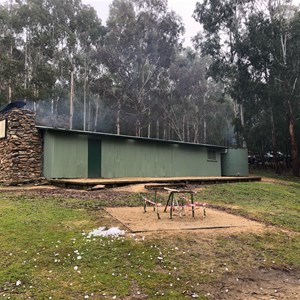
[203,96,206,144]
[182,114,185,142]
[267,77,280,174]
[240,104,246,148]
[163,113,166,139]
[156,119,159,139]
[88,98,91,131]
[287,97,299,176]
[94,95,99,131]
[8,0,12,103]
[83,56,87,131]
[270,109,280,174]
[194,122,199,143]
[186,116,190,142]
[203,116,207,144]
[280,28,299,176]
[51,99,54,115]
[147,108,151,138]
[8,43,12,103]
[136,119,141,137]
[24,26,28,101]
[70,69,74,130]
[55,96,59,115]
[116,98,121,135]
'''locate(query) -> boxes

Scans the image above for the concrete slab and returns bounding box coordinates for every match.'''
[104,207,264,233]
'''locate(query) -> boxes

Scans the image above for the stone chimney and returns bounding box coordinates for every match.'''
[0,108,43,183]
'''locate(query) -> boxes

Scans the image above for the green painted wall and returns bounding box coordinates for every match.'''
[101,137,221,177]
[221,148,249,176]
[43,130,224,178]
[43,131,88,178]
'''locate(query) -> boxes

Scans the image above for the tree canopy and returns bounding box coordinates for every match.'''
[0,0,234,147]
[194,0,300,175]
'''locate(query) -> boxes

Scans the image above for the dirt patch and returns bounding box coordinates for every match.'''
[105,206,266,234]
[0,185,59,190]
[261,177,280,183]
[0,182,187,194]
[203,268,300,300]
[261,177,300,187]
[111,183,148,193]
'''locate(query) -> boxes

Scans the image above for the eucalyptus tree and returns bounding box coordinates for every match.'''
[167,49,234,144]
[73,4,105,130]
[194,0,255,147]
[205,79,236,145]
[194,0,300,175]
[237,11,285,171]
[9,0,105,130]
[0,1,24,104]
[99,0,184,136]
[13,0,81,120]
[270,4,300,175]
[167,49,207,142]
[246,3,300,175]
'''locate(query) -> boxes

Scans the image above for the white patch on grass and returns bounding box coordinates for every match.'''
[16,280,21,286]
[87,227,125,238]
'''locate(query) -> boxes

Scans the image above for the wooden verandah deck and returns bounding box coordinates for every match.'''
[49,176,261,189]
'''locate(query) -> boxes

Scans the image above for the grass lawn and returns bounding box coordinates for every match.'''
[200,181,300,231]
[0,177,299,299]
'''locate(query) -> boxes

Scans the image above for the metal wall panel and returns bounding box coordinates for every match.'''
[43,132,88,178]
[101,137,221,177]
[43,130,226,179]
[221,148,249,176]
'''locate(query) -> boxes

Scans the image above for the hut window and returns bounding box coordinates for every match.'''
[207,149,217,161]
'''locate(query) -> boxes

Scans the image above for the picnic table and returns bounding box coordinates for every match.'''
[142,187,206,219]
[163,188,197,219]
[144,183,186,204]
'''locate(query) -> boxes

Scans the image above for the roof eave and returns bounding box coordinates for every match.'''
[36,125,227,150]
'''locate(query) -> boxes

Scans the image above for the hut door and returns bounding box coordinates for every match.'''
[88,138,101,178]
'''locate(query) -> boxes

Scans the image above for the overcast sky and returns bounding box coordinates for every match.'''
[82,0,300,47]
[1,0,300,46]
[82,0,201,46]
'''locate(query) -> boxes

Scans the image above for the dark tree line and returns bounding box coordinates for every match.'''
[194,0,300,176]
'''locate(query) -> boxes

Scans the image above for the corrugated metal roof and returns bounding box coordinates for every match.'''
[36,125,227,150]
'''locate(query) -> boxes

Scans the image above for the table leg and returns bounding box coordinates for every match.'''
[164,193,172,212]
[191,194,195,218]
[170,193,174,219]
